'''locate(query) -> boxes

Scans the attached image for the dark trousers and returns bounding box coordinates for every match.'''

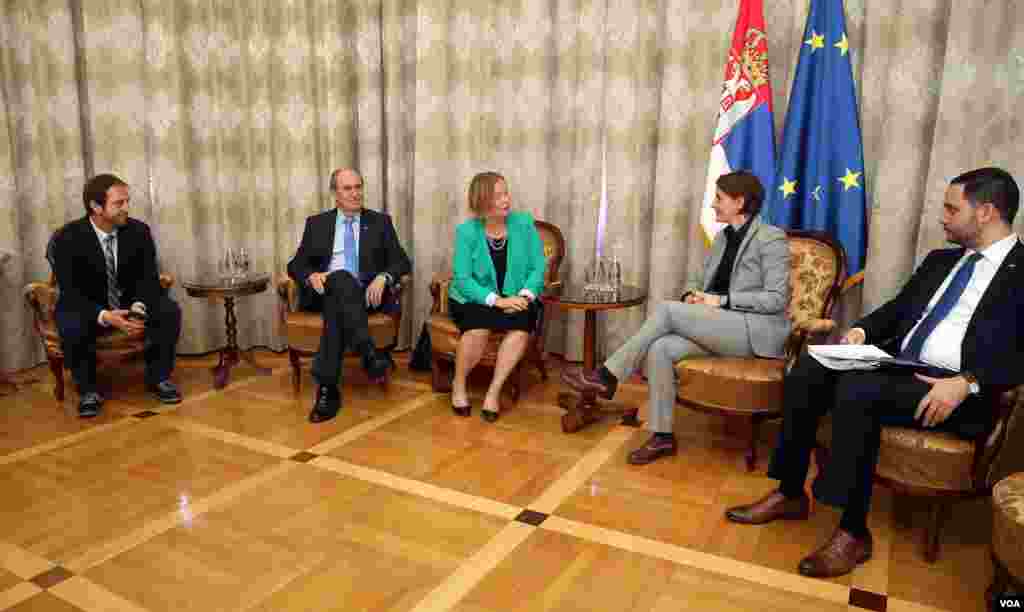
[56,296,182,393]
[767,351,986,531]
[307,271,396,386]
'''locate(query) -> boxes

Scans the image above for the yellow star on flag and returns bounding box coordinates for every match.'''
[834,33,849,56]
[805,31,825,51]
[779,177,798,198]
[838,168,862,191]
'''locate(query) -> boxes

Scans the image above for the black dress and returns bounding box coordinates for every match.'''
[448,241,541,333]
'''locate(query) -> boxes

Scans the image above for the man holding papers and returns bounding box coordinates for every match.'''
[726,167,1023,578]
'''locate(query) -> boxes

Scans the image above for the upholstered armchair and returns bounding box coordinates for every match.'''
[426,220,565,401]
[25,272,176,401]
[276,274,410,392]
[675,230,847,471]
[818,386,1023,562]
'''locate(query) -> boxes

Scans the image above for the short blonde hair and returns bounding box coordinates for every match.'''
[467,172,506,216]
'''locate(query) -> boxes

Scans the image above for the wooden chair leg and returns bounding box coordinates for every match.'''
[924,500,948,563]
[511,362,524,402]
[289,348,301,393]
[431,355,453,393]
[532,344,549,381]
[49,355,64,401]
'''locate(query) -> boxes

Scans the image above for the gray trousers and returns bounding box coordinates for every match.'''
[604,301,754,433]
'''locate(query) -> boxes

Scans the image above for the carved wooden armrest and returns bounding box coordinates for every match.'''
[429,272,452,314]
[24,283,58,325]
[784,318,837,364]
[275,275,299,313]
[158,273,175,289]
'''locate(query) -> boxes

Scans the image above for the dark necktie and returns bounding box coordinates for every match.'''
[103,234,120,309]
[900,252,983,360]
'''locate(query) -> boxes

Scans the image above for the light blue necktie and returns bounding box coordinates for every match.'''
[343,217,358,277]
[900,252,983,360]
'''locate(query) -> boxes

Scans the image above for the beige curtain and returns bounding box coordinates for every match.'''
[3,0,1023,373]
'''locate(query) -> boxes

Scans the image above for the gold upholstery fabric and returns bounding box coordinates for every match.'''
[676,232,844,418]
[427,220,565,396]
[994,473,1024,581]
[876,428,975,492]
[25,275,176,359]
[275,277,401,356]
[283,310,398,354]
[787,236,842,329]
[428,220,564,361]
[676,357,785,414]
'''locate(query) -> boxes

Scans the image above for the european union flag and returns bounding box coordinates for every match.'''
[763,0,867,288]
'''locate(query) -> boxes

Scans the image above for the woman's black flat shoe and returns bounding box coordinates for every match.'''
[481,409,499,423]
[452,402,471,417]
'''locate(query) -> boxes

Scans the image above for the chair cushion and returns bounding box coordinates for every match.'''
[284,311,398,354]
[994,473,1024,581]
[676,357,785,415]
[426,313,508,362]
[816,424,976,492]
[38,318,147,358]
[876,428,975,491]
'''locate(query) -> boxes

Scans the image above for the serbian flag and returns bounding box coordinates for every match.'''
[699,0,777,243]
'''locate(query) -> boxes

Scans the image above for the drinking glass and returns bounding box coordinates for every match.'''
[236,247,250,278]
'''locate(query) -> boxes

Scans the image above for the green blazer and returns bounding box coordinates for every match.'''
[450,211,547,305]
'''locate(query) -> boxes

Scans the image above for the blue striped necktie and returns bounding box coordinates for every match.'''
[103,234,120,309]
[900,252,983,360]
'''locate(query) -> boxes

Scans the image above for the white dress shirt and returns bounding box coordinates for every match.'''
[901,233,1019,372]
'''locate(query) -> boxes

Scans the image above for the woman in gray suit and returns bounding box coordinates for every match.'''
[562,170,790,464]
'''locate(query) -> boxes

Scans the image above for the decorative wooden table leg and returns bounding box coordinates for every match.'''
[559,308,641,432]
[212,296,240,389]
[212,296,273,389]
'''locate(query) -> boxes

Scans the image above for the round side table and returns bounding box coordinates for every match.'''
[542,283,647,433]
[183,274,272,389]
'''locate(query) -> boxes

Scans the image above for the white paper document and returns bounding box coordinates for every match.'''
[807,344,935,372]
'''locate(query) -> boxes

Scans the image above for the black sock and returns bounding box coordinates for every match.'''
[838,511,869,538]
[778,482,807,499]
[653,432,675,442]
[598,366,618,385]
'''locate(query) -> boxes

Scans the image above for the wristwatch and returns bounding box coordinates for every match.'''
[962,371,981,395]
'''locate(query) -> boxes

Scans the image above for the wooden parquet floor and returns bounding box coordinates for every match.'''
[0,351,994,611]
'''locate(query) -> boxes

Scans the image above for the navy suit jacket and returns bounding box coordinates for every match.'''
[287,208,412,311]
[855,239,1024,395]
[51,216,163,323]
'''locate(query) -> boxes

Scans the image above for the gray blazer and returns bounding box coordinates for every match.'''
[686,216,791,358]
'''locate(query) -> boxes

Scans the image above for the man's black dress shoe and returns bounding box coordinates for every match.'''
[309,385,340,423]
[362,350,391,382]
[146,380,183,404]
[78,391,103,418]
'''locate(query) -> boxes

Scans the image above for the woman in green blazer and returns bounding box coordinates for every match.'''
[448,172,547,422]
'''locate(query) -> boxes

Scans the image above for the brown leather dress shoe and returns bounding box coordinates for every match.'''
[560,366,616,400]
[725,490,810,524]
[798,529,873,578]
[627,434,678,465]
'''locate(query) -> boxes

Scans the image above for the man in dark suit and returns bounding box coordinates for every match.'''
[52,174,182,417]
[726,167,1022,578]
[287,168,412,423]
